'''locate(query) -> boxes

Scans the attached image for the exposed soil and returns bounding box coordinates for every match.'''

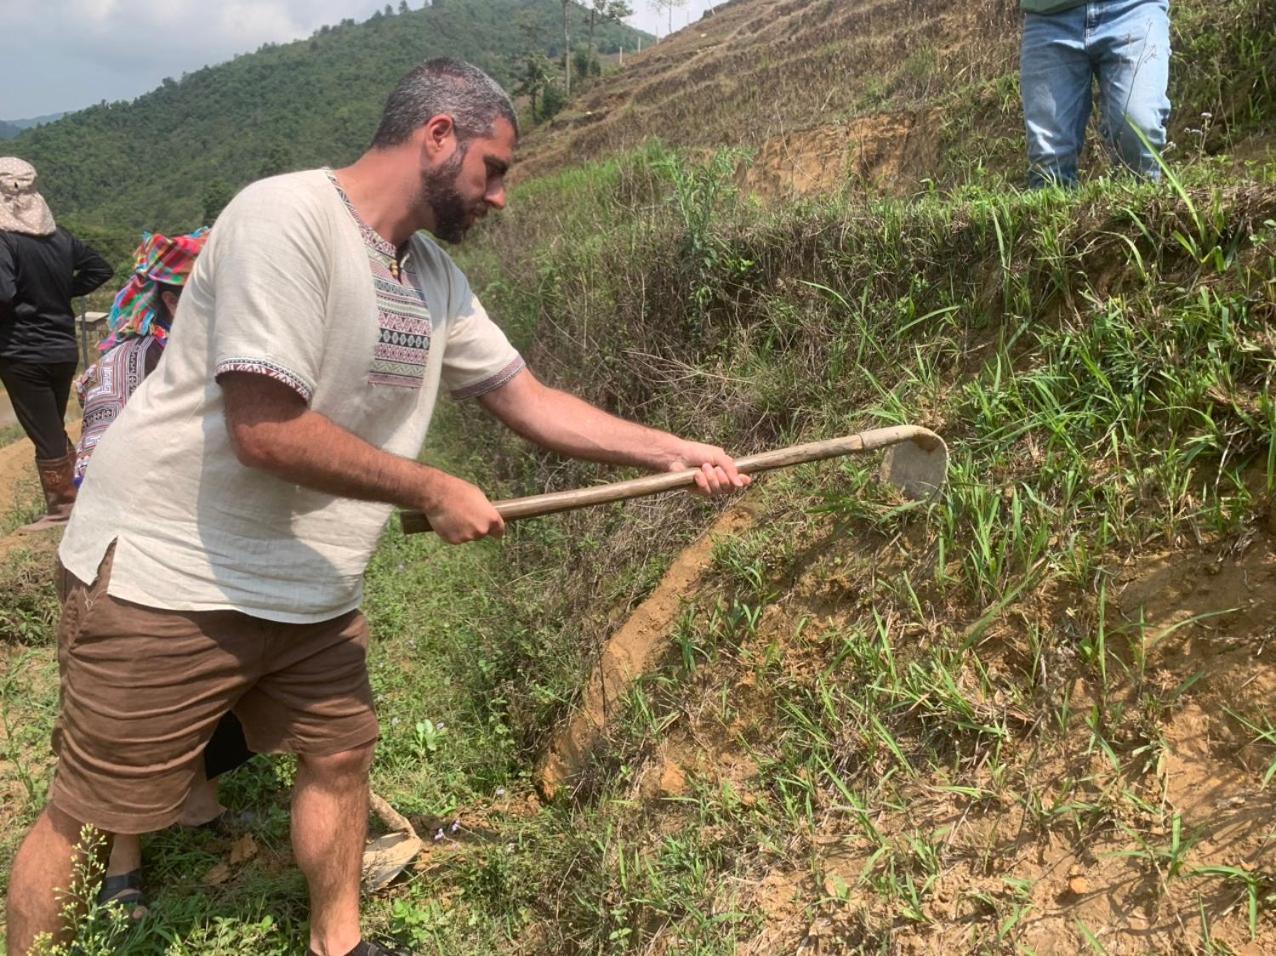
[743,110,943,201]
[558,508,1276,951]
[536,504,756,799]
[515,0,1009,195]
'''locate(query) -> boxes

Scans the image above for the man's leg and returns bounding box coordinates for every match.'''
[239,609,379,955]
[104,833,142,882]
[1020,7,1094,188]
[6,805,109,955]
[1094,0,1171,178]
[292,743,375,956]
[28,555,262,952]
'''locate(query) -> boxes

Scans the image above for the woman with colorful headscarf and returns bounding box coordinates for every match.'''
[0,157,113,531]
[73,226,259,917]
[73,228,209,485]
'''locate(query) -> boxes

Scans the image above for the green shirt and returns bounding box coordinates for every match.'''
[1021,0,1086,12]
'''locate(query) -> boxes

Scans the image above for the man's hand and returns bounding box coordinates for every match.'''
[418,471,506,544]
[666,441,752,496]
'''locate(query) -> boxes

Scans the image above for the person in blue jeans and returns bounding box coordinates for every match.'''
[1020,0,1171,187]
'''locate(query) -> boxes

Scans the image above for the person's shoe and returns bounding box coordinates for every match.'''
[185,808,259,836]
[16,451,77,534]
[97,869,147,920]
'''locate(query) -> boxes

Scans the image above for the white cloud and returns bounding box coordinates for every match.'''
[64,0,122,26]
[0,0,726,117]
[0,0,389,116]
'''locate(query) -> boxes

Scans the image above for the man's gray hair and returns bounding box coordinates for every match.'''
[371,58,518,149]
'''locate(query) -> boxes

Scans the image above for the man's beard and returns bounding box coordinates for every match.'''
[419,153,482,244]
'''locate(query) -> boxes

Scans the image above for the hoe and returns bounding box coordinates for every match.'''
[400,424,949,535]
[389,426,947,811]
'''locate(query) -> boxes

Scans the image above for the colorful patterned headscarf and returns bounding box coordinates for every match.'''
[101,227,209,351]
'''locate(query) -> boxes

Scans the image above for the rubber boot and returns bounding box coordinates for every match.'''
[17,452,77,534]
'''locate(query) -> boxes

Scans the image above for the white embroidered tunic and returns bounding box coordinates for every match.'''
[61,169,523,623]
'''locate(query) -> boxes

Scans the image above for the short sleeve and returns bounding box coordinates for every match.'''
[441,267,524,400]
[208,180,329,403]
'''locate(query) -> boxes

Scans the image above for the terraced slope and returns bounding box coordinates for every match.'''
[519,0,1274,193]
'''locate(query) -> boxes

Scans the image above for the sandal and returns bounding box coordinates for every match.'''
[97,869,147,917]
[186,808,258,837]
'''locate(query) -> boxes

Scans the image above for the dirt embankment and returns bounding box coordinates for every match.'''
[516,0,1012,195]
[540,498,1276,952]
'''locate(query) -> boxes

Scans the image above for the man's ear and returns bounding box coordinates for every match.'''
[419,114,457,163]
[160,289,181,315]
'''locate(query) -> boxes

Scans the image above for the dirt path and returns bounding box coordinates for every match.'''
[535,505,755,799]
[0,422,81,560]
[0,390,16,431]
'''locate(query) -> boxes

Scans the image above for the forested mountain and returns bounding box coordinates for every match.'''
[0,114,65,140]
[6,0,649,267]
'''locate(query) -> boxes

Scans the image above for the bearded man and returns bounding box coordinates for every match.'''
[5,58,748,956]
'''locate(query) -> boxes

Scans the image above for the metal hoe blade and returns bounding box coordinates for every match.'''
[879,433,949,501]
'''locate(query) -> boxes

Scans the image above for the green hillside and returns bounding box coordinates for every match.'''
[5,0,649,267]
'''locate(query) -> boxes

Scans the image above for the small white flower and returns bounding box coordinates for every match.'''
[450,820,461,833]
[433,828,445,841]
[495,787,507,797]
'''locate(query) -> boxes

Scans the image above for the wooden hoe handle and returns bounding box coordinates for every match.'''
[400,425,944,536]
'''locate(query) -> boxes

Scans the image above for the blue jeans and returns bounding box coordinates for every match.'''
[1020,0,1171,187]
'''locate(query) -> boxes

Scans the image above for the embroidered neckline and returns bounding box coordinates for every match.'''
[323,168,404,265]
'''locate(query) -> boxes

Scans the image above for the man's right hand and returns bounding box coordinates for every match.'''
[419,472,506,544]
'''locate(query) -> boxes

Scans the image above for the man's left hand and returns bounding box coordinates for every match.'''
[667,442,752,496]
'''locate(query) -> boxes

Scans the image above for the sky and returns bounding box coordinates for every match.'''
[0,0,724,120]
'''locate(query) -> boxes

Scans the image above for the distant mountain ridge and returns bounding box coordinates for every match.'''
[0,113,66,140]
[5,0,650,264]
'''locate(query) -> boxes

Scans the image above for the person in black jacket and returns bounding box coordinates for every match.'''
[0,157,113,531]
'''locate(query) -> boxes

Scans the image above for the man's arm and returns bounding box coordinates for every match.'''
[477,368,750,495]
[68,236,114,297]
[220,372,505,543]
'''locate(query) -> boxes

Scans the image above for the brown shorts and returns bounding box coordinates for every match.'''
[50,546,379,834]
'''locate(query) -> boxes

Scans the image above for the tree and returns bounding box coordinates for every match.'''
[573,45,598,82]
[398,0,410,12]
[649,0,686,36]
[587,0,632,73]
[201,179,234,224]
[560,0,573,97]
[514,53,555,122]
[540,78,567,120]
[517,10,546,49]
[259,143,292,178]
